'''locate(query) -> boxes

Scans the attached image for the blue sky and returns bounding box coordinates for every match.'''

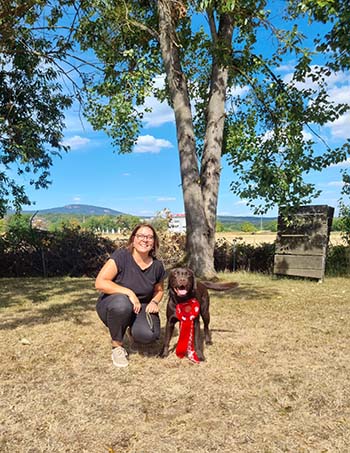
[23,7,350,218]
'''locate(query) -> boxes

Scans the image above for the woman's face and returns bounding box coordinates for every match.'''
[132,226,155,254]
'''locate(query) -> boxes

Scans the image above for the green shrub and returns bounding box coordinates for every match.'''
[326,244,350,276]
[214,238,275,273]
[240,222,257,233]
[0,225,118,277]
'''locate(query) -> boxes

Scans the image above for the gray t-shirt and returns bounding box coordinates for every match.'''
[105,248,166,303]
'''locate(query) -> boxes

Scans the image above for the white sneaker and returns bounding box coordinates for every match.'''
[111,346,128,367]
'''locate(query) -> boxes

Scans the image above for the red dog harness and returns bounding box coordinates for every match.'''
[175,298,200,364]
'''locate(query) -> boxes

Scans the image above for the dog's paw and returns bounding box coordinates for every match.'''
[159,349,169,358]
[196,352,205,361]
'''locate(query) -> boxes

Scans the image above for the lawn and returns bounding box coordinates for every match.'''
[1,273,349,452]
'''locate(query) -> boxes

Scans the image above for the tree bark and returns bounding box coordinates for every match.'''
[157,1,233,279]
[201,13,234,254]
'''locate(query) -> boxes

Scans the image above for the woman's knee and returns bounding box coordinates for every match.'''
[131,317,160,344]
[107,294,133,317]
[132,328,158,344]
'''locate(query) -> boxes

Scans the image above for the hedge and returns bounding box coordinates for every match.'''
[0,227,348,277]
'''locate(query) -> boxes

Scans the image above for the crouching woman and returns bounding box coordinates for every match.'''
[95,224,166,367]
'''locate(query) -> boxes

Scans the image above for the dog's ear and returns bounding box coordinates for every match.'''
[188,268,196,290]
[167,268,176,289]
[167,271,173,289]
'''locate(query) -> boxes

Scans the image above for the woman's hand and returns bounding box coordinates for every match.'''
[146,300,159,314]
[128,293,141,314]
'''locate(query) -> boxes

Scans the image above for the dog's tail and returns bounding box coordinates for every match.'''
[200,281,239,291]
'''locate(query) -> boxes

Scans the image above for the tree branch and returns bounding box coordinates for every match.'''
[206,8,218,43]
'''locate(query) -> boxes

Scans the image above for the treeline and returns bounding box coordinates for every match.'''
[1,213,279,234]
[0,213,347,236]
[218,217,345,233]
[0,213,163,235]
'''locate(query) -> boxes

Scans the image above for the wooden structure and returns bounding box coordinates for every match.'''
[273,205,334,280]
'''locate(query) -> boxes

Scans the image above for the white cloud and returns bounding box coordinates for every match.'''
[259,127,312,143]
[64,113,92,134]
[138,210,154,216]
[153,74,166,89]
[227,85,250,98]
[323,71,349,87]
[331,157,350,167]
[62,135,91,149]
[157,197,176,202]
[283,67,349,91]
[302,130,314,141]
[325,82,350,140]
[134,75,175,127]
[72,196,81,202]
[327,181,344,187]
[141,97,175,127]
[260,129,275,143]
[277,62,297,73]
[326,111,350,140]
[134,135,173,153]
[282,67,350,141]
[328,84,350,105]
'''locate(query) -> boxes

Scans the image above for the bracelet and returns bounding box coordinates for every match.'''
[151,299,159,305]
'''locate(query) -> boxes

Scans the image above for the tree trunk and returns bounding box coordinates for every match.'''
[201,13,234,255]
[157,2,232,279]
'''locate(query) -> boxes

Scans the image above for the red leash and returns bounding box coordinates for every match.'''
[175,298,200,363]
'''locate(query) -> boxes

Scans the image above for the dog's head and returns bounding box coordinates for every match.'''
[168,267,196,300]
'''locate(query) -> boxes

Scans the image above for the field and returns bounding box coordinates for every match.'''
[105,231,346,246]
[1,272,350,452]
[215,231,346,246]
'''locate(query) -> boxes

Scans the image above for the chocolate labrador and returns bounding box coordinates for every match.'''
[160,267,212,361]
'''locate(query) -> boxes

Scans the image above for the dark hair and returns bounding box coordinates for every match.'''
[127,223,160,257]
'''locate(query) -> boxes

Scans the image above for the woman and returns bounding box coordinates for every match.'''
[95,223,166,367]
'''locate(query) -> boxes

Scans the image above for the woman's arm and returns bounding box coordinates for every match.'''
[95,259,141,313]
[146,281,165,314]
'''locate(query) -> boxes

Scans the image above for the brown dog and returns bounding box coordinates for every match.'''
[160,267,212,361]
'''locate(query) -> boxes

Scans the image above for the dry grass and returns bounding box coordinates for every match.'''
[105,231,346,246]
[215,231,346,246]
[1,273,350,453]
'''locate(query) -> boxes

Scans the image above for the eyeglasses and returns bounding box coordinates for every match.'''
[135,233,154,241]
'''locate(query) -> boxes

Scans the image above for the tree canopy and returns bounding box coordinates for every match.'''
[73,0,349,275]
[1,0,349,276]
[0,1,78,216]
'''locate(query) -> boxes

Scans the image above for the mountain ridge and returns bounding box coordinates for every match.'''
[21,204,125,216]
[19,204,276,223]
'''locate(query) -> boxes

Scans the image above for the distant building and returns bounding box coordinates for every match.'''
[31,217,49,231]
[169,213,186,233]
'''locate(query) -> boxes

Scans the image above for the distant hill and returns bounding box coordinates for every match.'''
[16,204,276,224]
[22,204,126,216]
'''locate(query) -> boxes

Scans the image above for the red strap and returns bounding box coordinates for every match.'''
[175,299,200,363]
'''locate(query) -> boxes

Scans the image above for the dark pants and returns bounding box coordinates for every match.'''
[96,294,160,344]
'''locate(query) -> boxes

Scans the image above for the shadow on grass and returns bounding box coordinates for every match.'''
[0,277,98,331]
[208,281,280,302]
[0,276,280,333]
[0,277,95,307]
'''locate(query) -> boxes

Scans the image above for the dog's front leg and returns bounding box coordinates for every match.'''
[159,321,176,358]
[202,311,212,345]
[194,318,205,361]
